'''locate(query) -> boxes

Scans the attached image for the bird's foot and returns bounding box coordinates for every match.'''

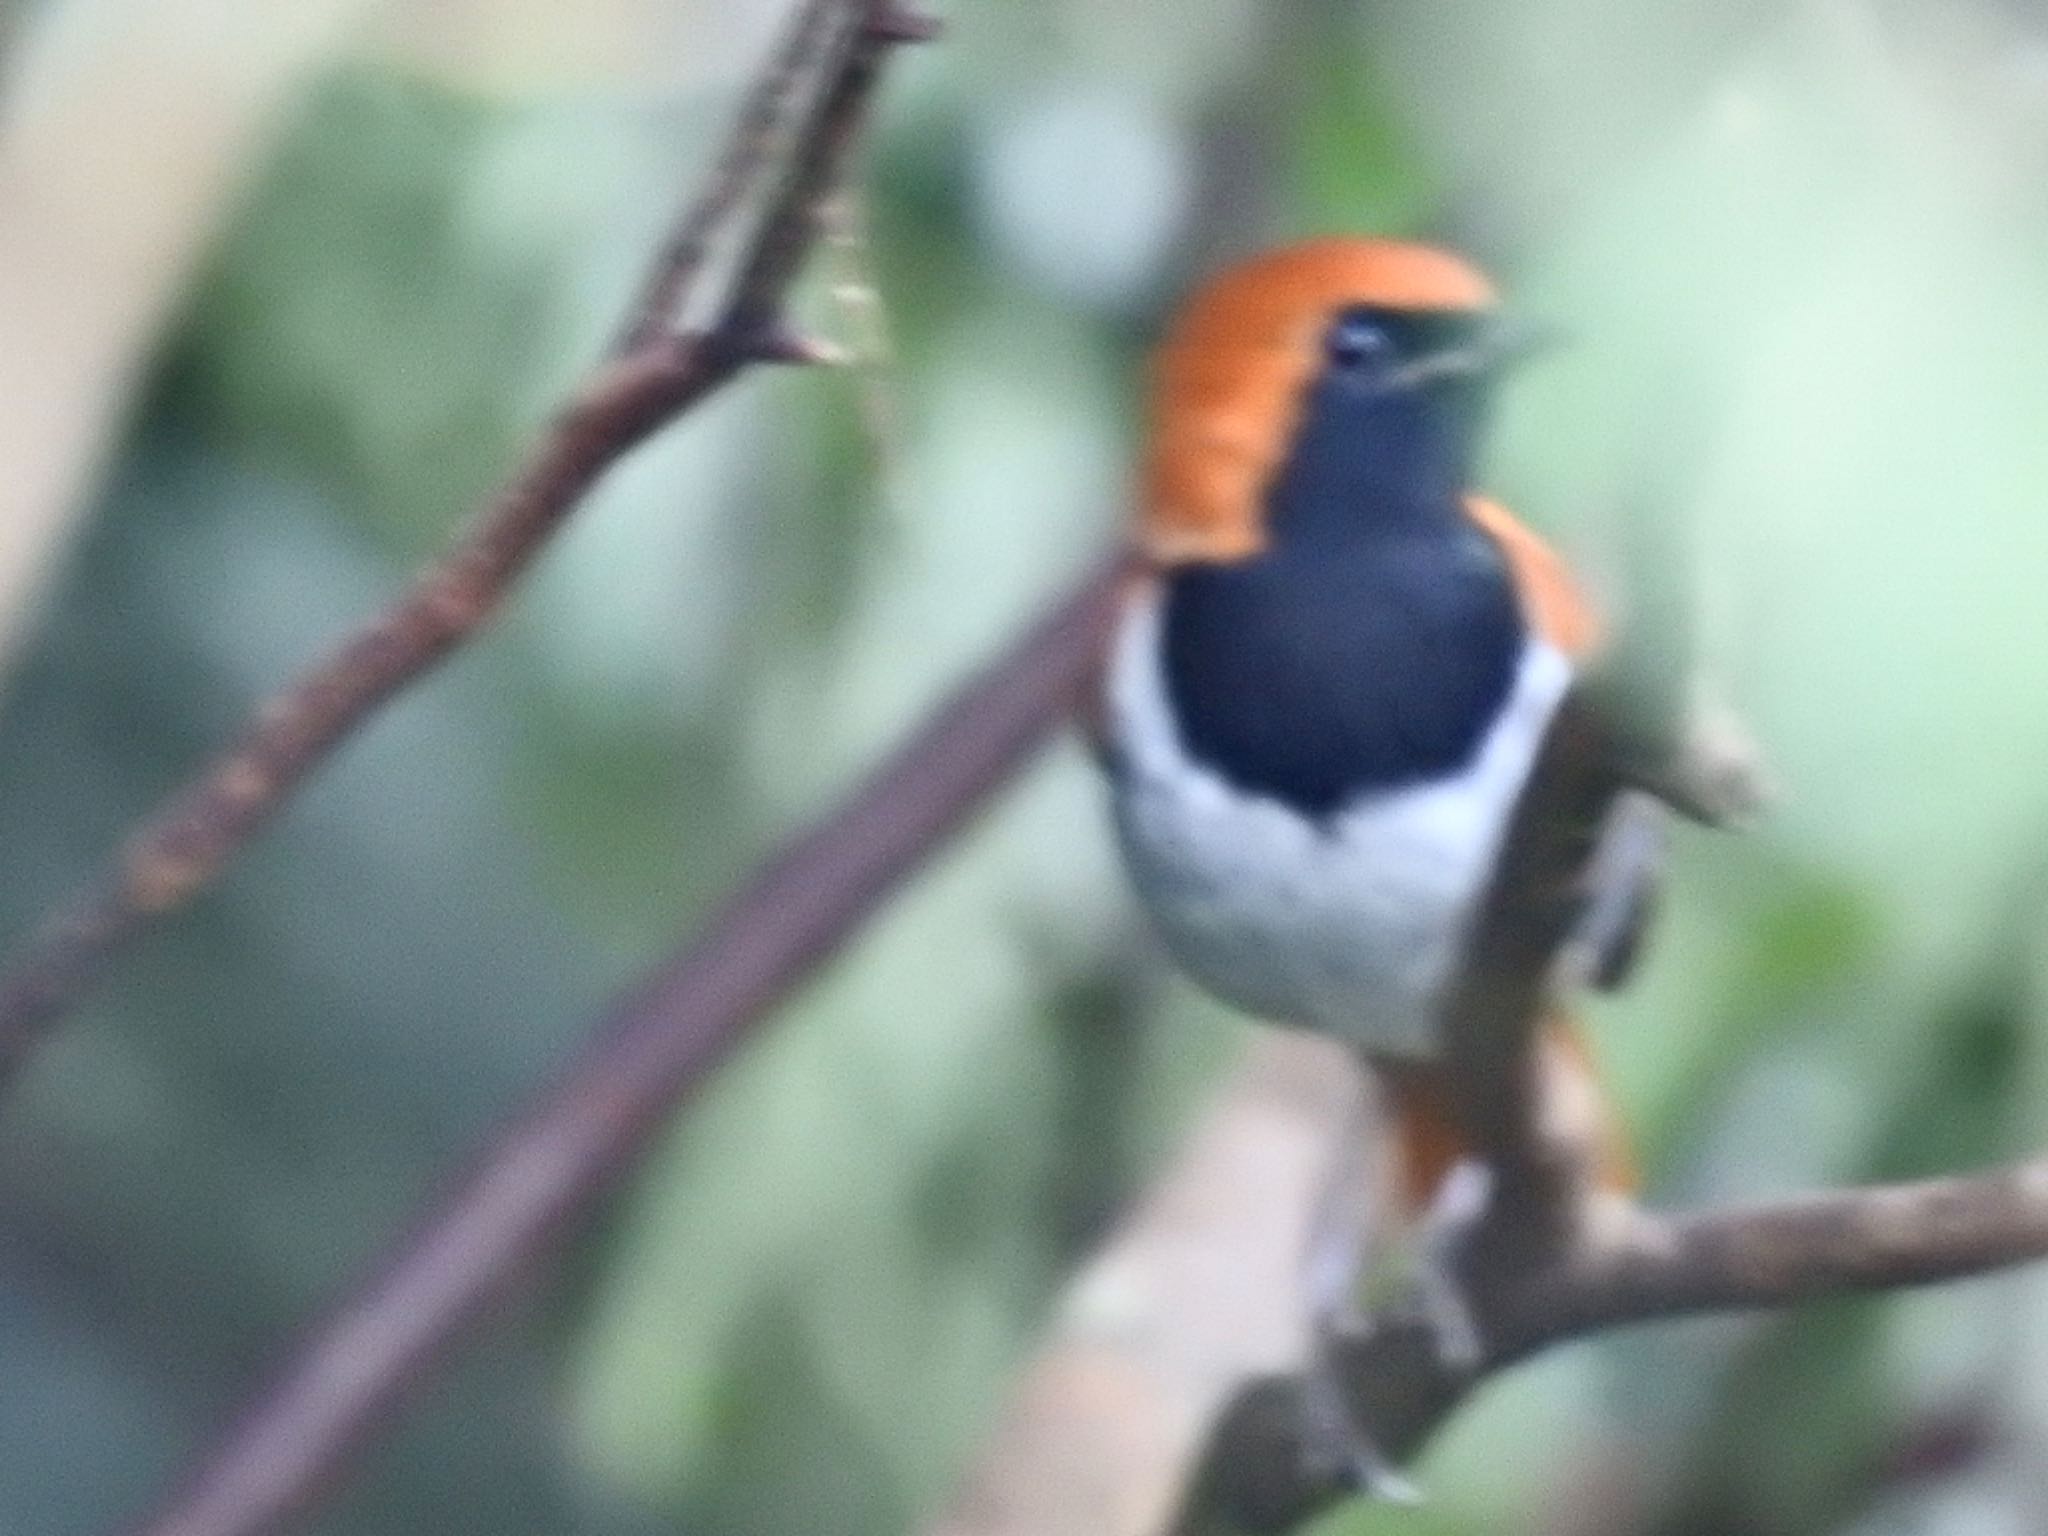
[1298,1348,1424,1504]
[1406,1157,1492,1373]
[1297,1080,1427,1502]
[1298,1159,1494,1500]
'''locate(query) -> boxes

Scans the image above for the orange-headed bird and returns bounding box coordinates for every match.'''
[1094,237,1744,1493]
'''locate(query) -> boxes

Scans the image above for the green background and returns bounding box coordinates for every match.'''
[3,1,2048,1532]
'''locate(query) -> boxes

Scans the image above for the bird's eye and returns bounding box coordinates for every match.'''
[1325,315,1393,371]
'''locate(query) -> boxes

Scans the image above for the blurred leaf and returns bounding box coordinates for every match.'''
[1280,3,1432,240]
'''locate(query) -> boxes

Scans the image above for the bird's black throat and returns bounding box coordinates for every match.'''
[1158,358,1525,818]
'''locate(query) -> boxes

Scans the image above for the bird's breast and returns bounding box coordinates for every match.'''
[1157,523,1524,816]
[1101,581,1572,1055]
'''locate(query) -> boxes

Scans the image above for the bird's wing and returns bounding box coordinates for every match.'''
[1463,494,1601,660]
[1467,493,1769,829]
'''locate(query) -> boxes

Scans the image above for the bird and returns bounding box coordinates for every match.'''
[1089,236,1756,1494]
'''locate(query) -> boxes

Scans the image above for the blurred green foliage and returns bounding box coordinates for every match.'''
[6,2,2048,1534]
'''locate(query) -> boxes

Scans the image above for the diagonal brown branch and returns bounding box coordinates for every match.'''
[112,555,1131,1536]
[0,0,934,1096]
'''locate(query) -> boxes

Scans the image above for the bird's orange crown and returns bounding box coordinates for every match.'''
[1141,237,1496,566]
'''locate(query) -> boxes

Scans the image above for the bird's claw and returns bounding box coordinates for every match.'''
[1299,1353,1425,1505]
[1408,1158,1492,1373]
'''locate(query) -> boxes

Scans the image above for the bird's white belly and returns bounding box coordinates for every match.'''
[1104,592,1572,1058]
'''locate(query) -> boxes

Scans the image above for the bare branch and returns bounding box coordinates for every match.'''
[111,556,1129,1536]
[1537,1162,2048,1326]
[1171,1158,2048,1535]
[614,0,845,353]
[1163,692,2048,1534]
[0,0,935,1094]
[1437,696,1622,1213]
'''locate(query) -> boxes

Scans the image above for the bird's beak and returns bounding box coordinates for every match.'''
[1480,315,1568,371]
[1382,315,1566,391]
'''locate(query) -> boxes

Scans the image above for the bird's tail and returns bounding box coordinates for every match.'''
[1382,1014,1636,1212]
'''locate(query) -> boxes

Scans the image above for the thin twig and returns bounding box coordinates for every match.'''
[0,0,933,1094]
[614,0,843,354]
[114,555,1130,1536]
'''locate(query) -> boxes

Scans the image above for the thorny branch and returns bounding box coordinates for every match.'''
[0,0,932,1096]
